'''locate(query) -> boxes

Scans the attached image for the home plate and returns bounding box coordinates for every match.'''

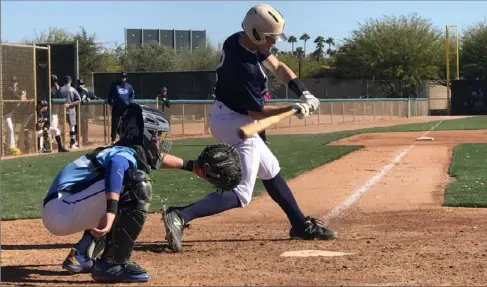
[280,250,355,258]
[416,136,435,141]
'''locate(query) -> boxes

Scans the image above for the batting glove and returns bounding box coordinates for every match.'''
[291,103,310,119]
[300,91,320,112]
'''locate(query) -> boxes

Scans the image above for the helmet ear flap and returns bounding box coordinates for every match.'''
[247,27,267,46]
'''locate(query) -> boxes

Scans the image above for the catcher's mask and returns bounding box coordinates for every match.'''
[117,103,172,170]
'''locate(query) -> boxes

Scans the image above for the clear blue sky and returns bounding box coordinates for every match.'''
[2,1,487,51]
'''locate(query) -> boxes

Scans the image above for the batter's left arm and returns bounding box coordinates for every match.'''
[262,54,297,84]
[262,55,320,111]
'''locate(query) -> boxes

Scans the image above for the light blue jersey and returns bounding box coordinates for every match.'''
[47,146,138,196]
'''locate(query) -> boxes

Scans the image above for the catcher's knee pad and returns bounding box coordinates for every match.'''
[120,169,153,211]
[101,169,152,264]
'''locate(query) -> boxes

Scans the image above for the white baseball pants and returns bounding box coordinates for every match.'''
[209,101,280,206]
[41,179,106,236]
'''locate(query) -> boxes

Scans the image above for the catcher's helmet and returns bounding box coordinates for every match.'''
[118,103,171,170]
[241,4,287,45]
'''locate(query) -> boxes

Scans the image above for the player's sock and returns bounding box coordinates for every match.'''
[262,173,306,229]
[178,191,240,223]
[74,230,95,257]
[55,135,63,149]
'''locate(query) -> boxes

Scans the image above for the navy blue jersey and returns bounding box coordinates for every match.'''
[108,82,135,106]
[214,32,271,115]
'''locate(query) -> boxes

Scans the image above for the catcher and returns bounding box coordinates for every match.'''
[43,102,241,282]
[36,100,69,153]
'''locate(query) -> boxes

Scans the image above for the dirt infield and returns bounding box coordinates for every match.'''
[3,120,487,286]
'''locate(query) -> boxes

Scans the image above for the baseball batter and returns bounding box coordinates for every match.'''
[162,3,337,253]
[42,103,242,282]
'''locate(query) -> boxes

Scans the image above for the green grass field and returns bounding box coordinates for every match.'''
[2,115,487,220]
[444,143,487,208]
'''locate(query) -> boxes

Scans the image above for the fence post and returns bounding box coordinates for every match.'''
[363,101,366,122]
[0,44,3,158]
[353,101,356,122]
[330,102,333,123]
[318,102,321,125]
[382,101,385,119]
[373,101,376,121]
[77,103,81,147]
[407,98,411,118]
[288,107,292,127]
[33,44,38,154]
[103,103,107,145]
[182,103,185,136]
[390,101,393,119]
[203,104,207,134]
[63,106,67,146]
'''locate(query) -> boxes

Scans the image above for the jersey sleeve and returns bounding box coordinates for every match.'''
[258,51,272,62]
[105,155,130,194]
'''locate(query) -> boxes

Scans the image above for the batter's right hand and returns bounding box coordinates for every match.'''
[291,103,310,119]
[90,212,116,237]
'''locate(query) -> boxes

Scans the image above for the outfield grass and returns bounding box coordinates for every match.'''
[0,134,361,220]
[444,143,487,208]
[2,115,487,220]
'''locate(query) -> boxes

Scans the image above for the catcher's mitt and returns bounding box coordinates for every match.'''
[196,143,242,191]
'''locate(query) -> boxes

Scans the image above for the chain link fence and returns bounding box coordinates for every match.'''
[0,98,426,158]
[1,43,50,157]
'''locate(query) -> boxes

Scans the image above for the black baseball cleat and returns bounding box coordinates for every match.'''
[289,216,337,240]
[161,206,188,252]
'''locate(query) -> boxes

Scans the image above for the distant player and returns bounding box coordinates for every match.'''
[58,76,81,149]
[42,103,241,282]
[36,100,69,153]
[162,3,336,253]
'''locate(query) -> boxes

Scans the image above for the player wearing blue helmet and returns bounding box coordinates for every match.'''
[161,3,337,253]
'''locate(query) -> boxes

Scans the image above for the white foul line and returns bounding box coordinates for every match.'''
[321,120,444,224]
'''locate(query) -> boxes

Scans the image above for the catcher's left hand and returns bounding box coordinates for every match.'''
[300,91,319,112]
[192,143,242,191]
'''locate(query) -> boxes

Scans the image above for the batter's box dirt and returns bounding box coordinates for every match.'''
[2,129,487,286]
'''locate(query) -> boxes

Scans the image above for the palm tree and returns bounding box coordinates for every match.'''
[287,35,298,53]
[324,37,335,56]
[299,33,310,56]
[313,36,325,62]
[295,47,304,58]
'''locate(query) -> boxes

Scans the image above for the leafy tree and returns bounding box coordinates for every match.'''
[100,51,123,72]
[28,27,74,44]
[114,42,178,72]
[287,35,298,53]
[24,26,108,86]
[175,41,222,71]
[299,33,310,55]
[270,46,279,55]
[460,20,487,79]
[73,27,106,85]
[333,13,444,97]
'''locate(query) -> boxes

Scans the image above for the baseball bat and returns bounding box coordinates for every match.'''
[237,109,297,140]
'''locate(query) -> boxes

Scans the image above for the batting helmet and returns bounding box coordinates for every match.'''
[241,4,287,45]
